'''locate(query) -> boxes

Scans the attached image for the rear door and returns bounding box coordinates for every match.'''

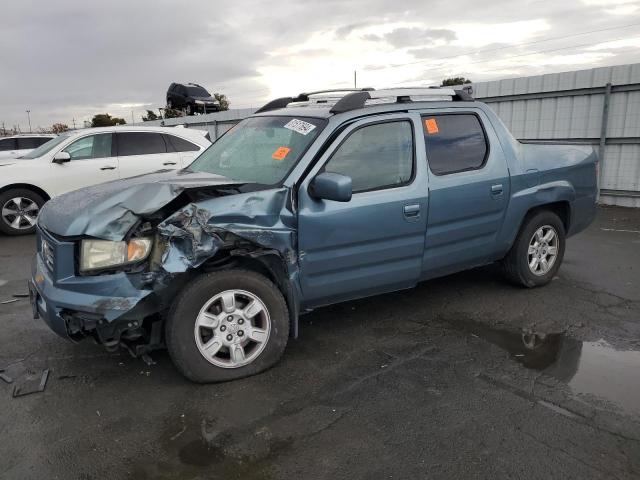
[297,113,429,307]
[420,109,510,279]
[116,132,181,178]
[49,133,118,195]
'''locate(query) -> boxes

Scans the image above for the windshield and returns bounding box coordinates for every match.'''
[21,134,70,159]
[188,116,326,184]
[186,86,210,97]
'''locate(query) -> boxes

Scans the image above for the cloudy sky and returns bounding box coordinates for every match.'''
[1,0,639,130]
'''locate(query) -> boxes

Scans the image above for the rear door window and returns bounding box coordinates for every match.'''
[117,132,167,156]
[0,138,17,151]
[422,114,488,175]
[164,134,200,152]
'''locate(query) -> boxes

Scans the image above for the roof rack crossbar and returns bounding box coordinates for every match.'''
[254,96,294,114]
[255,86,474,114]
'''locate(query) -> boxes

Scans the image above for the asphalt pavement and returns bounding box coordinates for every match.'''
[0,206,639,479]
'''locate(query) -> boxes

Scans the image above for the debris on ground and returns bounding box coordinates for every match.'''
[12,369,49,398]
[1,299,19,305]
[141,353,156,367]
[0,369,13,384]
[12,293,29,298]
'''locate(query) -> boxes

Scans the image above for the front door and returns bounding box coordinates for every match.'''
[49,133,119,196]
[420,109,510,279]
[297,114,429,307]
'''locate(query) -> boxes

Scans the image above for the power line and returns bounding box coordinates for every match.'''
[376,21,640,71]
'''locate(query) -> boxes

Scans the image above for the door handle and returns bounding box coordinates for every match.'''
[491,184,503,195]
[100,166,116,170]
[403,204,421,218]
[163,161,177,166]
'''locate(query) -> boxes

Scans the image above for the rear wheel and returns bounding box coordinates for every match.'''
[501,210,566,287]
[0,188,45,235]
[166,270,290,383]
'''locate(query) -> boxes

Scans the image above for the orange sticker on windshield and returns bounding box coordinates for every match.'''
[272,146,291,161]
[424,118,439,134]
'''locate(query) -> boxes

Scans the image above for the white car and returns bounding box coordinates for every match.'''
[0,126,211,235]
[0,134,57,160]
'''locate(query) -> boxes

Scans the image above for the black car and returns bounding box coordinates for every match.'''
[166,83,220,115]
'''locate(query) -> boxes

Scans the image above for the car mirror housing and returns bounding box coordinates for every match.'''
[309,172,352,202]
[52,151,71,164]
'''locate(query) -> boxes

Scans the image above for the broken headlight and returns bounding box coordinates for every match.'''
[80,238,152,272]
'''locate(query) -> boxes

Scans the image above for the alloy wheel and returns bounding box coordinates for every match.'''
[527,225,559,276]
[1,197,39,231]
[194,289,271,368]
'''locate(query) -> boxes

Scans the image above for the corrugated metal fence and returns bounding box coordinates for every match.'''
[469,63,640,207]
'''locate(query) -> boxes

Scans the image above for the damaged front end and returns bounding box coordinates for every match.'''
[32,170,301,356]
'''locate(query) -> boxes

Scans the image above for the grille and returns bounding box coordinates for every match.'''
[42,238,55,272]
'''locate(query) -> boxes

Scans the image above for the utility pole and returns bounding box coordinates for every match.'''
[72,118,76,130]
[26,109,32,132]
[354,70,357,89]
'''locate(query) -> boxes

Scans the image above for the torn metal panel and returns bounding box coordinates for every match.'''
[156,188,298,275]
[38,170,249,240]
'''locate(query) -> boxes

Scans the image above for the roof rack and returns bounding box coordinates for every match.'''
[255,87,474,114]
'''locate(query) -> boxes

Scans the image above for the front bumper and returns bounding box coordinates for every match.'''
[30,229,155,341]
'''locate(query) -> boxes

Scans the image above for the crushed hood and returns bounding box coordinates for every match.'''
[38,169,250,240]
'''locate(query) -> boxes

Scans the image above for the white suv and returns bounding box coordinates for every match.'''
[0,126,211,235]
[0,134,57,160]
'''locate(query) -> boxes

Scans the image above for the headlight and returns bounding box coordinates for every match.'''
[80,238,152,272]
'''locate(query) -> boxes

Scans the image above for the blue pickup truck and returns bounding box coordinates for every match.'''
[30,87,597,382]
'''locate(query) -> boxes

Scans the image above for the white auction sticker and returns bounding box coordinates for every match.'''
[283,118,316,136]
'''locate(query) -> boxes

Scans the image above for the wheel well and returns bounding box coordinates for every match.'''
[525,201,570,232]
[0,184,51,202]
[198,250,299,337]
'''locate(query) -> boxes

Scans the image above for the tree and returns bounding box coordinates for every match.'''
[441,77,472,86]
[163,108,184,119]
[91,113,126,127]
[213,93,230,111]
[142,110,159,122]
[51,123,69,134]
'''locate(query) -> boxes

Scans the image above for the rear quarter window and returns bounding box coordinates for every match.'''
[422,114,488,175]
[164,134,200,152]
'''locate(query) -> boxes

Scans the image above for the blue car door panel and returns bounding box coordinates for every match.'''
[297,113,429,307]
[419,109,510,280]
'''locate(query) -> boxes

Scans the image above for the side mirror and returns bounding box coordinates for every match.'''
[52,151,71,164]
[309,172,352,202]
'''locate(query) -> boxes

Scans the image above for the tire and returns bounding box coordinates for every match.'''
[0,188,45,235]
[166,270,290,383]
[501,210,566,288]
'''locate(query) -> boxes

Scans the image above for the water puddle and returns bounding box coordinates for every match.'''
[452,319,640,416]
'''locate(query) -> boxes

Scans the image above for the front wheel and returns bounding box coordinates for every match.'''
[0,188,45,235]
[166,270,290,383]
[501,210,566,287]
